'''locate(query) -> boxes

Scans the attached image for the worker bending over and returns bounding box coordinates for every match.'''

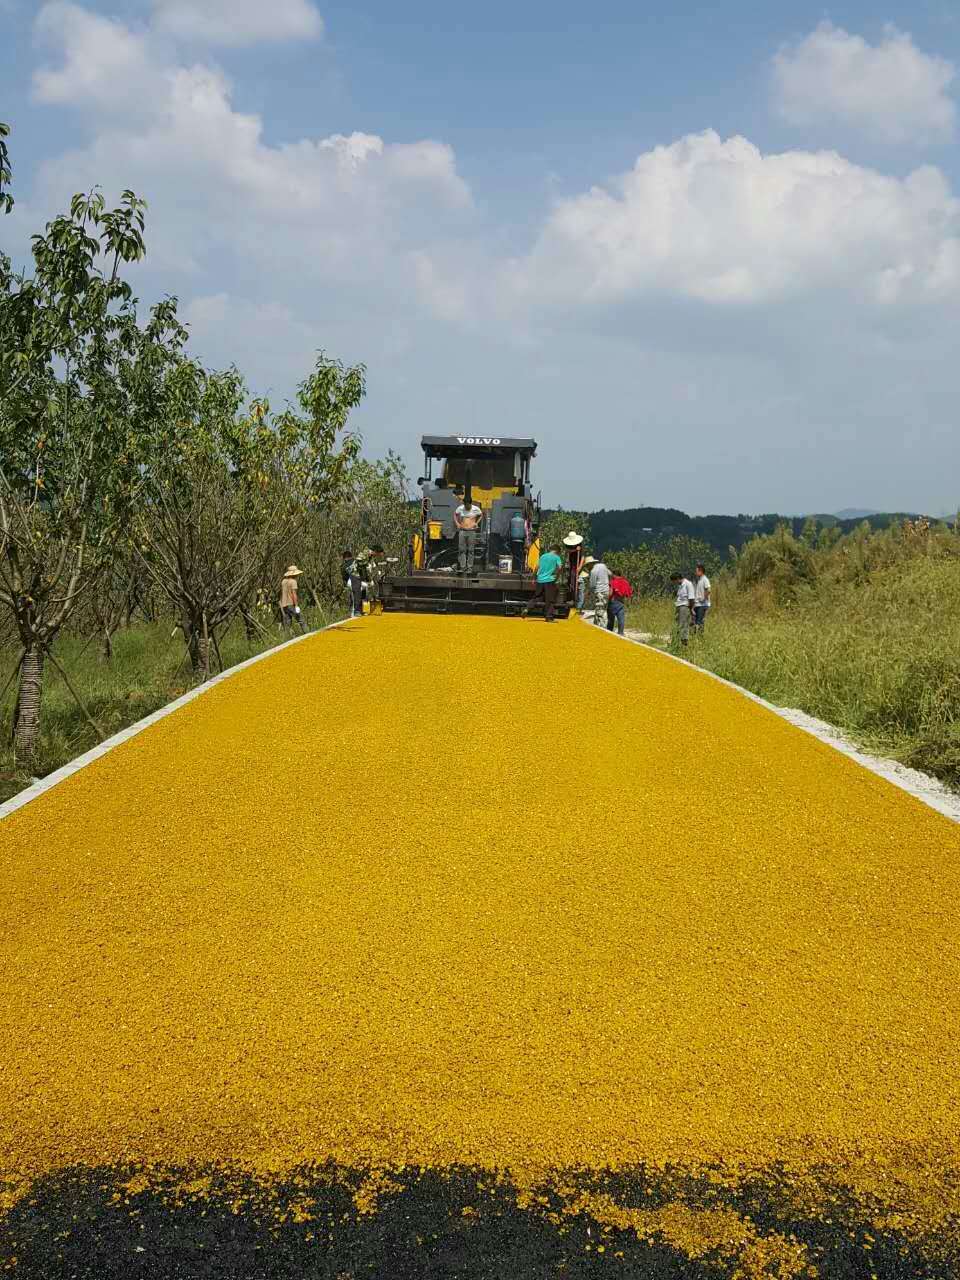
[582,556,611,627]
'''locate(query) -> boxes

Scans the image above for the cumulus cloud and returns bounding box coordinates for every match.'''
[17,4,960,513]
[773,22,956,145]
[33,3,162,112]
[498,131,960,311]
[27,3,470,283]
[152,0,323,46]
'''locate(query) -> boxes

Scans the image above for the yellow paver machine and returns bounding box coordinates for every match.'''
[381,435,575,616]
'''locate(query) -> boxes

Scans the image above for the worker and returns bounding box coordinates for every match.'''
[582,556,611,627]
[607,571,633,635]
[280,565,307,634]
[671,571,695,646]
[455,495,483,574]
[693,562,711,633]
[522,543,563,622]
[353,548,372,611]
[562,531,584,607]
[341,550,363,619]
[366,545,388,608]
[577,568,588,613]
[509,510,527,573]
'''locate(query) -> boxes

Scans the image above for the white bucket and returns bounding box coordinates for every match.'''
[498,555,513,575]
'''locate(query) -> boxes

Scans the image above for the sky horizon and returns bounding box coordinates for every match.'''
[4,0,960,515]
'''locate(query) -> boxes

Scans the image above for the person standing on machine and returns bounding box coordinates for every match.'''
[509,509,528,573]
[455,494,483,574]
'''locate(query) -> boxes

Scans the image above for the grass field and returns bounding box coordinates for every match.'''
[628,554,960,790]
[0,607,340,805]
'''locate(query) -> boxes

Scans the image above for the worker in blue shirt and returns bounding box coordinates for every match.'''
[522,543,563,622]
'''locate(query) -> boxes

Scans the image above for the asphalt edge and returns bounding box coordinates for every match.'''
[0,618,355,824]
[582,615,960,825]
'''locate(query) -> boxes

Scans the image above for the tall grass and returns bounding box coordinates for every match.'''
[0,605,340,804]
[627,542,960,789]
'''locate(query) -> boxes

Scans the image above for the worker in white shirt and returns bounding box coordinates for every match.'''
[670,571,695,646]
[693,562,711,634]
[454,496,483,574]
[582,556,611,627]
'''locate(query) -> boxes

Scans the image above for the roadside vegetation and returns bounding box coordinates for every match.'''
[625,517,960,789]
[0,123,414,801]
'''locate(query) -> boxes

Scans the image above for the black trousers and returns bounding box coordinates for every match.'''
[529,580,558,621]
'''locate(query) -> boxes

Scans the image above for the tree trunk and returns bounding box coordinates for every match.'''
[183,613,204,677]
[196,635,210,679]
[242,606,257,642]
[14,645,45,769]
[99,627,114,663]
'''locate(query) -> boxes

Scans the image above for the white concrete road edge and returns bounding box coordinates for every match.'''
[2,614,957,826]
[0,620,353,825]
[587,616,960,825]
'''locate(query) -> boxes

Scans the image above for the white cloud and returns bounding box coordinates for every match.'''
[33,3,161,112]
[28,3,470,284]
[497,131,960,311]
[773,22,956,145]
[152,0,323,46]
[17,5,960,515]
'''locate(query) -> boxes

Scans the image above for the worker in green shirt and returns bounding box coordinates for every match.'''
[522,544,563,622]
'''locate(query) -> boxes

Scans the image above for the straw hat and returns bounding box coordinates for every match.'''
[283,565,304,578]
[581,556,597,568]
[562,531,584,547]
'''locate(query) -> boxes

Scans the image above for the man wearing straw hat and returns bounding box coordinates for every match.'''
[582,555,611,627]
[280,565,308,634]
[562,531,584,609]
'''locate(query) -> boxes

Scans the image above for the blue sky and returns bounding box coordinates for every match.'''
[5,0,960,514]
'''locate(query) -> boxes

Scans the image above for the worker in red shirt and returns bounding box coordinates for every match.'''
[607,572,633,635]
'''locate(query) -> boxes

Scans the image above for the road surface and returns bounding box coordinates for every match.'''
[2,614,959,1277]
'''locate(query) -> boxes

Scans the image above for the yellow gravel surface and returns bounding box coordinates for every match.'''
[1,614,959,1189]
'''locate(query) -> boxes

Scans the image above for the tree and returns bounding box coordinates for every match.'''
[0,145,188,763]
[301,451,417,605]
[539,508,593,553]
[735,524,816,596]
[133,354,364,675]
[0,122,13,215]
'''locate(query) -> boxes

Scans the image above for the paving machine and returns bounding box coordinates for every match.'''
[380,435,573,616]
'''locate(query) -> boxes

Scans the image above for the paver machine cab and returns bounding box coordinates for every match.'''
[380,435,573,617]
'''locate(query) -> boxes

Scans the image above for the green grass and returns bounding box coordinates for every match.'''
[627,556,960,790]
[0,605,341,804]
[622,595,674,638]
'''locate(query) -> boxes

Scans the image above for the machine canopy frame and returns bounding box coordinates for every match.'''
[420,435,537,459]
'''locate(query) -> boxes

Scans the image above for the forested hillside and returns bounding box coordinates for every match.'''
[577,507,933,557]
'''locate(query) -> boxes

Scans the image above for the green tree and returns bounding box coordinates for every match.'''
[538,508,593,553]
[0,122,13,215]
[0,153,187,763]
[301,451,417,605]
[133,354,365,674]
[735,523,816,597]
[606,537,717,596]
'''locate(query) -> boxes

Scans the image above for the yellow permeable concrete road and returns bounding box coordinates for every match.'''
[1,614,959,1187]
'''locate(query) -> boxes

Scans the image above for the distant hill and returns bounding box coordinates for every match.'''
[577,507,931,558]
[832,507,881,521]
